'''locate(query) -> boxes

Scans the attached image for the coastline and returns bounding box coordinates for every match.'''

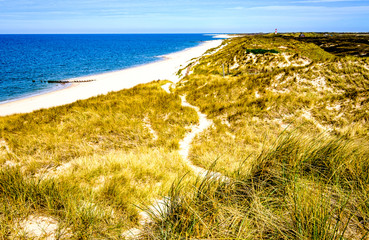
[0,37,224,117]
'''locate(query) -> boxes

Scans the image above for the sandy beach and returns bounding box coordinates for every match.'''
[0,38,223,117]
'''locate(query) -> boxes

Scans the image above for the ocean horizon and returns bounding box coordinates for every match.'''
[0,34,219,104]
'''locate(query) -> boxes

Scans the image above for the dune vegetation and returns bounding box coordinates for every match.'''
[146,34,369,239]
[1,33,369,239]
[0,81,198,238]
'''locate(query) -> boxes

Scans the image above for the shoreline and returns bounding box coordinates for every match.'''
[0,37,225,117]
[0,83,72,105]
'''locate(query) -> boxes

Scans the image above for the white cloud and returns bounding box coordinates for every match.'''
[227,6,244,10]
[247,4,369,14]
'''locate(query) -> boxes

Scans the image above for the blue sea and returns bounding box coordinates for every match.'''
[0,34,218,103]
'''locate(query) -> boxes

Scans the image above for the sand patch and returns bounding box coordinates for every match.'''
[255,91,260,98]
[161,83,172,94]
[301,110,332,132]
[220,116,231,127]
[273,118,290,130]
[143,116,158,141]
[280,53,291,67]
[294,74,333,92]
[19,215,59,239]
[0,140,18,168]
[3,161,17,168]
[292,58,311,67]
[326,104,341,111]
[248,53,257,64]
[275,73,285,81]
[0,139,10,153]
[225,131,236,139]
[309,77,331,92]
[230,62,240,70]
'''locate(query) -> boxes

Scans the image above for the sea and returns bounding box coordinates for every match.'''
[0,34,219,104]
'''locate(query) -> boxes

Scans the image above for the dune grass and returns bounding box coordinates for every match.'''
[144,132,369,239]
[1,81,197,170]
[136,34,369,239]
[0,81,197,238]
[1,33,368,239]
[175,34,369,176]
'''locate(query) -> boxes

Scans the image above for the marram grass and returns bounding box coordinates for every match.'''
[176,34,369,175]
[1,33,369,239]
[144,132,369,239]
[0,81,198,238]
[144,33,369,239]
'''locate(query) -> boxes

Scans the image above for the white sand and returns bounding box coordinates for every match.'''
[0,39,223,116]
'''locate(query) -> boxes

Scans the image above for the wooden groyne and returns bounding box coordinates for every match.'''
[47,79,96,84]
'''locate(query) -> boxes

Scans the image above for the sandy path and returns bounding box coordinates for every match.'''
[178,95,230,182]
[162,83,229,181]
[123,85,230,239]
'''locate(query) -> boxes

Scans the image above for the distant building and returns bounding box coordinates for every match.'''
[299,33,305,38]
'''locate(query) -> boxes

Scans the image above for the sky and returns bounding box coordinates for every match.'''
[0,0,368,33]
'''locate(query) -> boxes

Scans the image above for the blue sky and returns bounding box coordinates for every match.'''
[0,0,368,33]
